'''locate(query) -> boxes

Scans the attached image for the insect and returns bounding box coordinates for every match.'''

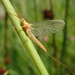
[8,12,65,52]
[21,19,65,52]
[9,13,75,74]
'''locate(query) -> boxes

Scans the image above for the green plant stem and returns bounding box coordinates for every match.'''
[1,0,49,75]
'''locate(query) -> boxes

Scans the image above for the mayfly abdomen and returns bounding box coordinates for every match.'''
[27,30,47,52]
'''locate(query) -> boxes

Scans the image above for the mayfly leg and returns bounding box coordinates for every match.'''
[8,12,22,20]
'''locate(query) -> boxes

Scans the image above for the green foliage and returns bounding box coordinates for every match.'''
[0,0,75,75]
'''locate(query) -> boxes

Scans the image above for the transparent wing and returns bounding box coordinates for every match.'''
[31,28,41,36]
[31,20,65,36]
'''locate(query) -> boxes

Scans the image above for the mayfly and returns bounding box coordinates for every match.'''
[9,13,75,74]
[21,19,65,52]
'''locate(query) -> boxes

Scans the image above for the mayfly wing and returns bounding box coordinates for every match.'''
[31,20,65,36]
[30,28,41,36]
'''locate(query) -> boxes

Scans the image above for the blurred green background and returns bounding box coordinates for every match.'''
[0,0,75,75]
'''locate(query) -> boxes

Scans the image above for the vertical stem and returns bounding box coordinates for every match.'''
[60,0,69,74]
[4,12,8,55]
[50,0,59,75]
[61,0,69,61]
[4,12,9,68]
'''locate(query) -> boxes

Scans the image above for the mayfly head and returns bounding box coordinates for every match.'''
[20,18,30,26]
